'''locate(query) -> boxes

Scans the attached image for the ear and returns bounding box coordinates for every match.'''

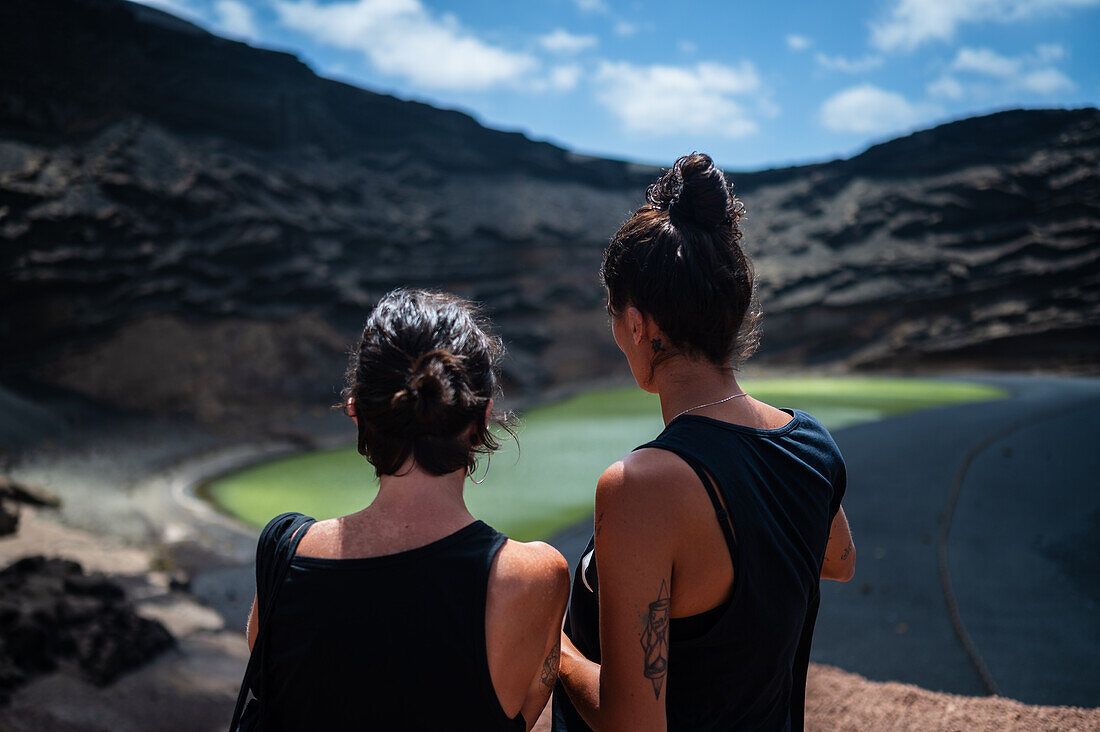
[467,399,493,448]
[346,397,359,427]
[624,305,647,346]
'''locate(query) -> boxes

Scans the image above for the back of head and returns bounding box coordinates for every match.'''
[601,152,760,367]
[342,289,505,476]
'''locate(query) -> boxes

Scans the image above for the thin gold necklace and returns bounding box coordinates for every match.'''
[670,391,749,422]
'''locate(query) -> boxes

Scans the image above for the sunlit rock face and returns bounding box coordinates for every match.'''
[740,110,1100,372]
[1,0,1097,419]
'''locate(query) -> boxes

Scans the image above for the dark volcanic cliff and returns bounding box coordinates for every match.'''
[1,0,1098,420]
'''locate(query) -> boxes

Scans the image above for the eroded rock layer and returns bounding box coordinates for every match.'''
[1,0,1097,418]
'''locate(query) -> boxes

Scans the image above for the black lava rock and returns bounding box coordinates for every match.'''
[0,500,17,537]
[0,555,175,704]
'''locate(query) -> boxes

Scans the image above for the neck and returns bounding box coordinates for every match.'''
[364,459,474,528]
[653,358,743,425]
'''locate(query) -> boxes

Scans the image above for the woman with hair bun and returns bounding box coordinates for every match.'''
[242,288,569,731]
[554,154,855,731]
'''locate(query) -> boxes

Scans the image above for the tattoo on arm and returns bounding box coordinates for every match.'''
[539,639,561,688]
[639,579,670,699]
[650,338,666,354]
[840,541,852,561]
[594,511,605,538]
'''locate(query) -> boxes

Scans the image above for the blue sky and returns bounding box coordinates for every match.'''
[133,0,1100,170]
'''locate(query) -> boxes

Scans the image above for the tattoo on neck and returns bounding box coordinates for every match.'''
[651,338,666,354]
[640,579,670,699]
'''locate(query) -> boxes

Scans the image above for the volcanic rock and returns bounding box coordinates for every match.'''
[0,555,175,703]
[0,478,61,509]
[0,0,1097,421]
[0,500,17,538]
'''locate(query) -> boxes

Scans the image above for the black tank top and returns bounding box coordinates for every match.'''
[554,410,846,732]
[258,516,525,731]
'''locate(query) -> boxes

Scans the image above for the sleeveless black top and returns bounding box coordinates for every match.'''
[255,516,525,731]
[554,410,845,732]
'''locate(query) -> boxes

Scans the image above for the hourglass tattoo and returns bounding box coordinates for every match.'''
[640,579,670,699]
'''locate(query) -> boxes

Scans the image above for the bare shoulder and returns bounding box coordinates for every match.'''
[293,516,338,555]
[491,539,570,601]
[487,540,569,648]
[596,448,698,521]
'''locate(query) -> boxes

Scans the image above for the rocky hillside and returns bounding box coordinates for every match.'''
[1,0,1097,421]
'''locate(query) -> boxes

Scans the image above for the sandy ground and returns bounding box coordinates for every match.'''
[1,375,1099,730]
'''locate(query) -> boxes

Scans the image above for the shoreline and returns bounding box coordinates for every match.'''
[0,368,1063,583]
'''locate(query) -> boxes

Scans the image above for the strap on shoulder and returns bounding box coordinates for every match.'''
[255,512,314,617]
[635,442,739,568]
[228,512,315,732]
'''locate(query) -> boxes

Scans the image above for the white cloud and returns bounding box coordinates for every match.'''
[213,0,258,39]
[613,20,639,36]
[574,0,609,13]
[947,45,1076,95]
[273,0,537,91]
[678,40,698,55]
[1035,42,1065,62]
[927,74,965,99]
[551,65,583,91]
[814,53,884,73]
[531,65,583,93]
[871,0,1100,52]
[129,0,204,23]
[1020,67,1075,93]
[952,47,1020,76]
[786,34,812,51]
[538,29,598,54]
[593,60,765,138]
[568,1,641,37]
[820,84,925,134]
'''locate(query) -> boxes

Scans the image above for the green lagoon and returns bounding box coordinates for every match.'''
[205,377,1005,540]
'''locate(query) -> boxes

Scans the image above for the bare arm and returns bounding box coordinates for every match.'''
[820,506,855,581]
[246,592,259,651]
[486,540,570,730]
[559,631,601,719]
[558,459,673,732]
[522,636,562,731]
[519,566,570,730]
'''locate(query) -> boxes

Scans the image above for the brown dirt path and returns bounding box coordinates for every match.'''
[804,664,1100,731]
[535,667,1100,732]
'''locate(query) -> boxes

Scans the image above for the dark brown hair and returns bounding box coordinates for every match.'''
[340,288,508,477]
[601,152,760,368]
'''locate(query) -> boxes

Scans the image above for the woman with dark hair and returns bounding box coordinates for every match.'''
[242,288,569,731]
[554,154,855,731]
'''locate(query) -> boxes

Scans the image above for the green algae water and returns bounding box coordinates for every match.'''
[205,377,1005,540]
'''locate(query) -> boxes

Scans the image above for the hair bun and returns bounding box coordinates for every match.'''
[647,152,731,230]
[394,349,465,429]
